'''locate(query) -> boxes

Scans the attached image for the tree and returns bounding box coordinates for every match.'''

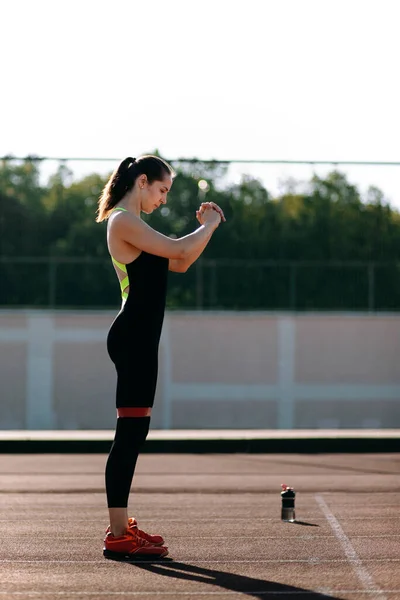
[1,158,400,309]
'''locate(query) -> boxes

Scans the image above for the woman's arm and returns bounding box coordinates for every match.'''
[169,201,226,273]
[110,206,221,260]
[169,235,212,272]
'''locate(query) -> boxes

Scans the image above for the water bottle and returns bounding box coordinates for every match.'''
[281,484,296,522]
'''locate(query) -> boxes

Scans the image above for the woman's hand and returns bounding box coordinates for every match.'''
[200,206,221,228]
[196,202,226,225]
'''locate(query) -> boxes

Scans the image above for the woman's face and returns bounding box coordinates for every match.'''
[141,174,173,214]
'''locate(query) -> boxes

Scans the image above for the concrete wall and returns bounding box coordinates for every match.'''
[0,310,399,430]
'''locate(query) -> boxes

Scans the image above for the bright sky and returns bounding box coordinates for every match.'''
[1,0,400,208]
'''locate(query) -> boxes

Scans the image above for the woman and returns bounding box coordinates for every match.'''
[96,155,225,560]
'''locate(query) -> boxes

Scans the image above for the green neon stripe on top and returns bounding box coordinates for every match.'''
[111,207,130,300]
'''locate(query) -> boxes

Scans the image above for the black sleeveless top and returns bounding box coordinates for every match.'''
[122,250,169,346]
[106,209,169,368]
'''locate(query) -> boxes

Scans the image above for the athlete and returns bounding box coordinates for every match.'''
[95,155,225,560]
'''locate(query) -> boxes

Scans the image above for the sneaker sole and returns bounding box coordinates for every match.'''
[103,548,169,561]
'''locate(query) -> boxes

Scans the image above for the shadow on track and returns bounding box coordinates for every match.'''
[132,559,340,599]
[293,520,320,527]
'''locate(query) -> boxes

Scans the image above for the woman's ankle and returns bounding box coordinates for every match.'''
[108,507,129,537]
[111,527,128,538]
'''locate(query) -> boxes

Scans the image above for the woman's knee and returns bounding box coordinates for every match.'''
[113,416,151,454]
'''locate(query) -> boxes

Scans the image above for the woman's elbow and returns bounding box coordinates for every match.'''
[173,240,188,260]
[179,262,189,273]
[169,259,189,273]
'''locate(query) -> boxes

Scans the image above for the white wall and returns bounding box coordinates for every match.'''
[0,310,399,430]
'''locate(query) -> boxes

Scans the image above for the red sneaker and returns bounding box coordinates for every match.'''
[103,527,168,560]
[106,517,165,546]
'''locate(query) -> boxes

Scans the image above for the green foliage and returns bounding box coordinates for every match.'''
[1,158,400,309]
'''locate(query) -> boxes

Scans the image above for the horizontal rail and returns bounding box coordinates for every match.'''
[2,156,400,166]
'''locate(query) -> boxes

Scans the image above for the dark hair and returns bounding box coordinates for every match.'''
[96,154,175,222]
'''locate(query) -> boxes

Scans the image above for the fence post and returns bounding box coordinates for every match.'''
[289,263,297,310]
[368,262,375,312]
[48,258,57,308]
[209,260,217,308]
[196,259,203,309]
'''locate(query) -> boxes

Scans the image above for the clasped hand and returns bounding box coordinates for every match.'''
[196,202,226,226]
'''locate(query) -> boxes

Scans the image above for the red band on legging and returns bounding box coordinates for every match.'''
[117,407,152,418]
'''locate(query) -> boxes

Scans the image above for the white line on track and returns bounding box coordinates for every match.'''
[315,495,387,599]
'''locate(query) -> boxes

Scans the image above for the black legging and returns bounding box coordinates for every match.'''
[105,416,150,507]
[105,328,160,508]
[105,251,168,508]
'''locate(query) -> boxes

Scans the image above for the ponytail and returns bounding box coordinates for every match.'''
[96,155,174,222]
[96,157,136,222]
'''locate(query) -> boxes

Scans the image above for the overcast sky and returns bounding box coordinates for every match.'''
[1,0,400,207]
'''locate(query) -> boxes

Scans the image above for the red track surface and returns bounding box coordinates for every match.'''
[1,453,399,599]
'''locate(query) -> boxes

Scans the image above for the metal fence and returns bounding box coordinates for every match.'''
[1,257,399,311]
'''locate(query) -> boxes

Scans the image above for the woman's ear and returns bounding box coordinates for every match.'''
[138,174,147,189]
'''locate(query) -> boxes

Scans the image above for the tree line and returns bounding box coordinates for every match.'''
[1,158,399,310]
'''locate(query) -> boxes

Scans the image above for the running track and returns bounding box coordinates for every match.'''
[1,451,399,599]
